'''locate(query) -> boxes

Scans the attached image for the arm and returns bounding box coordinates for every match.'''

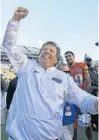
[90,72,98,95]
[2,7,29,72]
[66,75,99,114]
[83,70,91,92]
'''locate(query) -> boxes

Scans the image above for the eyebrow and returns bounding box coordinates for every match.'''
[65,54,71,57]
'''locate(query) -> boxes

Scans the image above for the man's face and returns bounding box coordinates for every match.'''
[85,60,92,67]
[39,44,57,66]
[95,66,98,72]
[65,53,75,65]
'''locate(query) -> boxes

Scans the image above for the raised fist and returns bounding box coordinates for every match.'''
[12,7,28,21]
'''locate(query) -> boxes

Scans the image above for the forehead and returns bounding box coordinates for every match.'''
[65,53,74,57]
[42,44,57,51]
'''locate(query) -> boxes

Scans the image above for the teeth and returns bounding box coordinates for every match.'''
[43,55,51,59]
[44,55,48,57]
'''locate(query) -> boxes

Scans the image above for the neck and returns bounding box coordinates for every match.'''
[68,61,75,66]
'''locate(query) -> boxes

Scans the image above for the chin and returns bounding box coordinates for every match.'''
[68,62,73,65]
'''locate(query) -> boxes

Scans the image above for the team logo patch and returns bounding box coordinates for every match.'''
[65,106,72,116]
[52,77,62,84]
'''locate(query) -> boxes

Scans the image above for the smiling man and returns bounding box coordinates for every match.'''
[2,7,99,140]
[65,51,93,140]
[39,41,60,68]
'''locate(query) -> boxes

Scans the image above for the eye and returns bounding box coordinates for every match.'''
[50,49,53,52]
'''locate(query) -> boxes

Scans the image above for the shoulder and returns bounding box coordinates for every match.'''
[75,62,86,67]
[18,59,36,74]
[54,69,68,78]
[75,62,88,69]
[52,69,70,84]
[55,69,74,84]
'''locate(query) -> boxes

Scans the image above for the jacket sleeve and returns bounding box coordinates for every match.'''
[65,75,99,114]
[2,20,28,72]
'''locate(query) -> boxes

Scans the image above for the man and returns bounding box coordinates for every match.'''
[65,51,92,140]
[94,65,98,74]
[6,77,18,110]
[85,57,98,96]
[85,57,98,131]
[57,63,82,140]
[3,7,99,140]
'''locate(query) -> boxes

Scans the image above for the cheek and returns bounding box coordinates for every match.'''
[66,58,70,61]
[69,58,73,61]
[53,55,58,63]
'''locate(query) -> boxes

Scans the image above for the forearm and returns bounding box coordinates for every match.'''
[83,71,91,92]
[2,20,21,71]
[81,95,99,114]
[2,7,28,72]
[84,79,91,92]
[77,92,99,114]
[67,75,99,115]
[2,21,28,72]
[3,20,19,47]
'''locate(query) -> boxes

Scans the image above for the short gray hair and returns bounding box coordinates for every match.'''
[39,41,61,63]
[57,63,68,70]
